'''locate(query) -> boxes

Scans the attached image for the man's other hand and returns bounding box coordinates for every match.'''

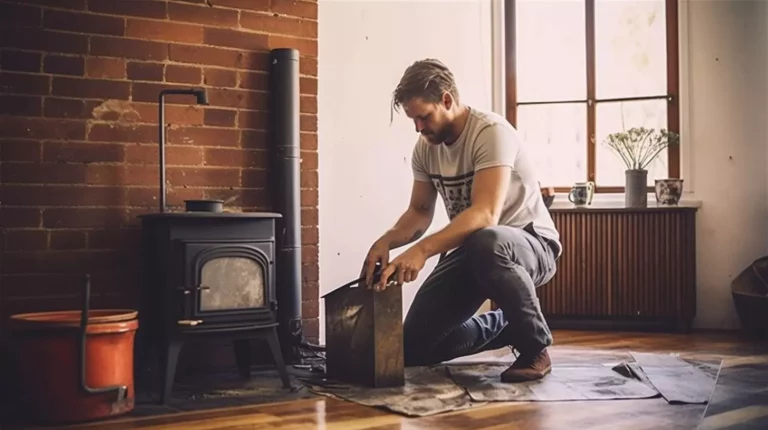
[374,244,428,291]
[362,240,390,288]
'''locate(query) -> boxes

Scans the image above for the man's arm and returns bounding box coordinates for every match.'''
[375,179,438,250]
[416,165,511,258]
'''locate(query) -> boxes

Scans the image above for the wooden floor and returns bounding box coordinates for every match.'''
[32,330,768,430]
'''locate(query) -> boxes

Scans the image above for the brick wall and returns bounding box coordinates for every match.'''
[0,0,320,349]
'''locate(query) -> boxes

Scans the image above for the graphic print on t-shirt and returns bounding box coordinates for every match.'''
[430,171,474,220]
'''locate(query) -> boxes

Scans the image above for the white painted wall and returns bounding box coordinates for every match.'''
[317,0,493,342]
[316,0,768,339]
[684,0,768,329]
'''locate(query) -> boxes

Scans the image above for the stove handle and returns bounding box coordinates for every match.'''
[176,285,211,294]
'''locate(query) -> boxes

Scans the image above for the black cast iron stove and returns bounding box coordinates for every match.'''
[135,48,308,404]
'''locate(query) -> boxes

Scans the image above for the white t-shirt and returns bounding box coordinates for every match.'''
[412,107,561,255]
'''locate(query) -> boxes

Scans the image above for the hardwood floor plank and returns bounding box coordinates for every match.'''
[12,330,768,430]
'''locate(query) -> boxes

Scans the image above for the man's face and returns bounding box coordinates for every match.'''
[402,96,452,145]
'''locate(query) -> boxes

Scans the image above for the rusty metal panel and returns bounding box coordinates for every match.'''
[324,281,404,388]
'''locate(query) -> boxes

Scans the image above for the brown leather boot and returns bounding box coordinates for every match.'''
[500,348,552,382]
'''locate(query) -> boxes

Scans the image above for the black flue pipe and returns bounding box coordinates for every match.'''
[269,48,303,362]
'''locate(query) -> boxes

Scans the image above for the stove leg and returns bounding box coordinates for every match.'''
[233,339,252,379]
[267,327,291,389]
[160,338,183,405]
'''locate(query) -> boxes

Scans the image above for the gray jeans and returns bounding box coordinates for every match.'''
[402,222,559,366]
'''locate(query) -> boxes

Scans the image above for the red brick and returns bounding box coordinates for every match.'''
[301,188,317,207]
[240,12,316,38]
[208,188,267,208]
[131,103,204,125]
[239,71,267,90]
[90,36,168,61]
[1,140,41,162]
[84,164,158,186]
[88,229,141,250]
[2,208,42,228]
[0,116,85,140]
[126,186,206,208]
[203,28,269,52]
[302,226,318,245]
[0,50,41,73]
[125,144,203,165]
[300,114,316,132]
[302,280,319,301]
[302,262,319,281]
[271,0,317,20]
[166,65,201,84]
[127,61,164,81]
[167,126,240,147]
[204,68,237,88]
[24,0,86,10]
[4,230,48,252]
[241,168,267,187]
[209,0,270,12]
[133,82,208,104]
[203,109,236,127]
[88,1,168,19]
[169,44,242,68]
[168,2,239,27]
[237,110,268,130]
[86,57,126,79]
[301,243,318,263]
[205,148,265,167]
[241,130,266,149]
[50,230,86,250]
[88,123,157,144]
[0,28,88,55]
[300,55,317,76]
[2,162,87,185]
[268,35,317,58]
[301,149,317,169]
[44,98,100,119]
[43,55,85,76]
[1,184,124,207]
[43,10,125,36]
[51,76,130,99]
[300,132,317,150]
[300,95,316,114]
[301,169,318,188]
[43,141,124,163]
[2,249,129,273]
[302,207,318,226]
[126,18,203,44]
[0,72,50,96]
[0,95,42,116]
[302,300,318,319]
[300,76,317,95]
[302,317,318,341]
[167,167,240,187]
[0,3,42,27]
[208,89,266,110]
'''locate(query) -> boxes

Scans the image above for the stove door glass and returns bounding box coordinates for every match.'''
[199,256,266,311]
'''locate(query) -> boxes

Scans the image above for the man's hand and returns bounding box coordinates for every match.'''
[361,239,390,288]
[373,244,428,291]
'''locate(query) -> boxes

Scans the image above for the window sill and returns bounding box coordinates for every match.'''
[548,193,702,210]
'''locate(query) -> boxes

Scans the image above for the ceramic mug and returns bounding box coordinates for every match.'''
[568,181,595,206]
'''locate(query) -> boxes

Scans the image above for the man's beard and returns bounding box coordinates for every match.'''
[422,127,449,144]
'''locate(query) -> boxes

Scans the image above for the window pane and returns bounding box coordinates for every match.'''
[516,0,586,103]
[595,0,668,99]
[517,103,587,186]
[595,99,669,187]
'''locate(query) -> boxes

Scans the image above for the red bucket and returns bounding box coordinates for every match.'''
[7,276,138,424]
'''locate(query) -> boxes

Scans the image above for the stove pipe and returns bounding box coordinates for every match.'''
[269,48,303,362]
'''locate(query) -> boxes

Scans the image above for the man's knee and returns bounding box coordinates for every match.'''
[464,226,517,273]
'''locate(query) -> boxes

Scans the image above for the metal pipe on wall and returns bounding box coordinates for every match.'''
[269,48,303,362]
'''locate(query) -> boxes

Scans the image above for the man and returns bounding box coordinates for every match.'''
[360,59,562,382]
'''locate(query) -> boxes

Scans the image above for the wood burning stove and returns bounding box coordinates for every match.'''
[135,48,308,404]
[137,209,290,404]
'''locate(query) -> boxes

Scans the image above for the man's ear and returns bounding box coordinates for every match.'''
[442,92,453,110]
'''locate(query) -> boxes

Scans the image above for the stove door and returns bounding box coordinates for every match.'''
[179,240,276,326]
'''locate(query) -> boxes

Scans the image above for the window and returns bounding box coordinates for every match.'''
[504,0,680,192]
